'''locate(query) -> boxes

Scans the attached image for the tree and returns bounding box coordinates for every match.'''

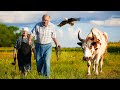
[0,23,20,47]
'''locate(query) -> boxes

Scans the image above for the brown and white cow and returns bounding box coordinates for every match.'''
[77,28,108,75]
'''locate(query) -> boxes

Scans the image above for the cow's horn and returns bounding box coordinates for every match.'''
[92,31,97,41]
[78,30,83,41]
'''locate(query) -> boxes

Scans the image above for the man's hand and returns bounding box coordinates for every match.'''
[55,45,61,51]
[55,45,61,61]
[57,45,61,48]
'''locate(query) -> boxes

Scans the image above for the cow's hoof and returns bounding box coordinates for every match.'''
[87,73,91,76]
[95,72,99,75]
[100,71,104,74]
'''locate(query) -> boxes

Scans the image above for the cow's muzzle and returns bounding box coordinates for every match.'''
[83,56,91,61]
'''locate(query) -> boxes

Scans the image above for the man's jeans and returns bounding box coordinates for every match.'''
[35,43,52,77]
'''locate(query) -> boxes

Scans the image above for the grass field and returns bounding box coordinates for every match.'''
[0,42,120,79]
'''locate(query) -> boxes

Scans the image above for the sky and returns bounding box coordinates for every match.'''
[0,11,120,47]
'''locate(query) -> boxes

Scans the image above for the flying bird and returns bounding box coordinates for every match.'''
[57,17,80,27]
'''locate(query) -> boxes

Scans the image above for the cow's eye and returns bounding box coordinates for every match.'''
[90,46,92,49]
[92,42,96,46]
[95,48,98,50]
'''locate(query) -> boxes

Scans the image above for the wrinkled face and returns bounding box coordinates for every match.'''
[42,15,50,27]
[22,30,28,37]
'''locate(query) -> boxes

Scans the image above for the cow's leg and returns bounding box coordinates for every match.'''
[92,60,95,71]
[87,60,91,76]
[95,55,100,75]
[100,55,104,73]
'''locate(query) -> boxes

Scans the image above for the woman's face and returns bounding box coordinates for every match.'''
[22,30,28,36]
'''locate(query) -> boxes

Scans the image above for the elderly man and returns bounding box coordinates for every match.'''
[28,14,60,78]
[13,27,36,77]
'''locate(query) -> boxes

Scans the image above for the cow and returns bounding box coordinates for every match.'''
[77,28,108,76]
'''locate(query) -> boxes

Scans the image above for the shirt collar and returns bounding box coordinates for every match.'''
[41,22,51,27]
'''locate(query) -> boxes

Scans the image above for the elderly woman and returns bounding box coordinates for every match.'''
[13,27,36,77]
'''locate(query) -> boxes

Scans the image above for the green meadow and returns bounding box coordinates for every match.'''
[0,42,120,79]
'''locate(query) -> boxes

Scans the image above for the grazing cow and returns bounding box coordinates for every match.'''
[77,28,108,75]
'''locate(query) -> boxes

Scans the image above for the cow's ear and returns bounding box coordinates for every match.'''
[77,42,82,46]
[91,42,96,46]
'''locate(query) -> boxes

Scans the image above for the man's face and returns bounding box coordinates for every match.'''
[42,16,50,27]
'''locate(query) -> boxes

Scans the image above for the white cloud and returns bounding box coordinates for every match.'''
[104,18,120,26]
[90,18,120,26]
[90,20,104,26]
[0,11,47,23]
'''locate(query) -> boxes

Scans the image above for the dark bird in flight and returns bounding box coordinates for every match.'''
[57,17,80,27]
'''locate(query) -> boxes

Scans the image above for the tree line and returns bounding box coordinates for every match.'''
[0,24,21,47]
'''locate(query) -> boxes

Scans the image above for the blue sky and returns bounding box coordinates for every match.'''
[1,11,120,47]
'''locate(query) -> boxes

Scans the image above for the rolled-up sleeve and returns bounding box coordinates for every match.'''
[30,25,36,37]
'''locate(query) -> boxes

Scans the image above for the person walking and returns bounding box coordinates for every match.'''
[28,14,60,78]
[13,27,36,77]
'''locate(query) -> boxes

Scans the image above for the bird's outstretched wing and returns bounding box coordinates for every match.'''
[68,18,80,22]
[57,20,68,27]
[58,18,80,27]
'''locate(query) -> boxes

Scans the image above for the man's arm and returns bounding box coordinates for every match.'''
[52,38,59,47]
[52,26,60,47]
[52,37,61,61]
[29,24,36,45]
